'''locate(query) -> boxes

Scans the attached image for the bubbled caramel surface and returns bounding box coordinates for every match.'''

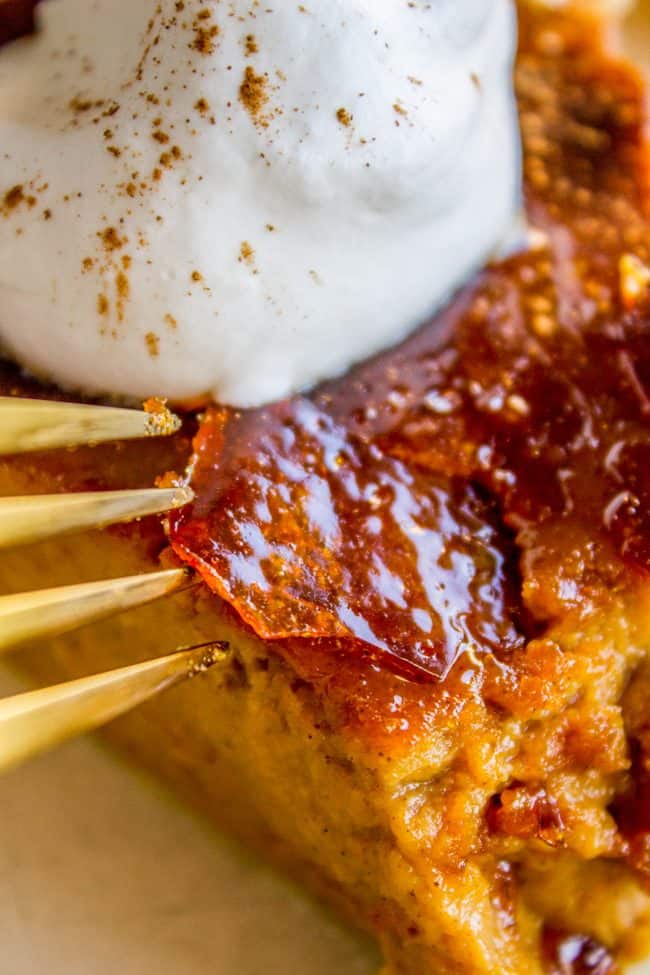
[170,6,650,685]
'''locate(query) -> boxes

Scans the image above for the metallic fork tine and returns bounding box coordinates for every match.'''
[0,395,208,773]
[0,642,228,774]
[0,568,189,653]
[0,486,193,549]
[0,396,180,454]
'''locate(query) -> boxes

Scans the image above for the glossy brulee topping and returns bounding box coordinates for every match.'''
[172,402,525,680]
[170,4,649,686]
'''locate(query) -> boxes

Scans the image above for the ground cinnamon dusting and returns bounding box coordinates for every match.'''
[100,226,123,252]
[145,331,160,357]
[3,185,24,210]
[191,23,219,54]
[239,65,268,122]
[238,241,254,264]
[115,270,129,295]
[115,269,129,321]
[336,107,352,127]
[1,184,35,214]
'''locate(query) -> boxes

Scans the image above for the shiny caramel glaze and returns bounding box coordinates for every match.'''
[171,3,649,679]
[171,401,526,680]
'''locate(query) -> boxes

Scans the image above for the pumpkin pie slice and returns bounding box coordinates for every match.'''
[2,3,650,973]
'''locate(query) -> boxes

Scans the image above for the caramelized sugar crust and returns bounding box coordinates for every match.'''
[170,5,649,684]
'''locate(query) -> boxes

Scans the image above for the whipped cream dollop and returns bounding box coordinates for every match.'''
[0,0,520,407]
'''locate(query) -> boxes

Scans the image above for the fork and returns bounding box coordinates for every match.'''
[0,395,227,773]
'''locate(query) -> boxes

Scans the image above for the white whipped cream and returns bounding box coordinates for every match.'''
[0,0,520,407]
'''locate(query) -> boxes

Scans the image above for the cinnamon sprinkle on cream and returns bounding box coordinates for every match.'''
[336,107,352,127]
[1,185,36,214]
[239,241,254,264]
[145,331,160,357]
[244,34,258,55]
[99,226,123,251]
[239,66,269,123]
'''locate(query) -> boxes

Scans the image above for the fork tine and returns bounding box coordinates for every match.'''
[0,568,189,653]
[0,396,181,454]
[0,486,193,549]
[0,642,228,773]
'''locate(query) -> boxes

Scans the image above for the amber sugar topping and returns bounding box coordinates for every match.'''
[172,401,524,680]
[170,5,649,685]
